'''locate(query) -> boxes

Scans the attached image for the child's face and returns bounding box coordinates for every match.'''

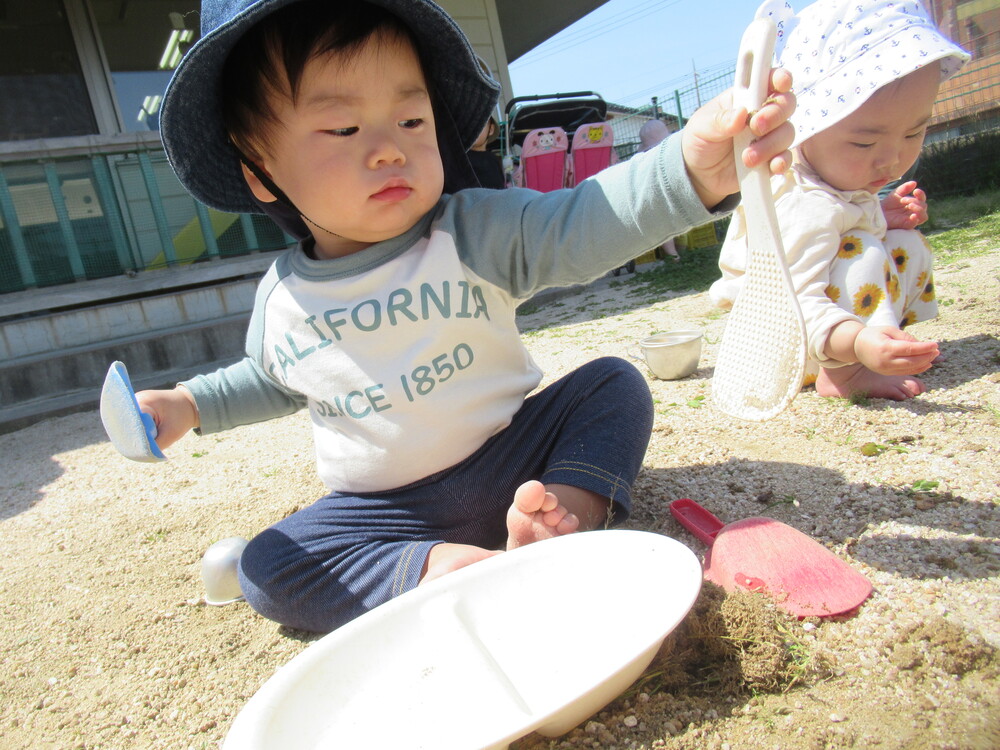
[800,63,941,194]
[246,32,444,258]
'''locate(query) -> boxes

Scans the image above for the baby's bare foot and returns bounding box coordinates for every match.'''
[506,480,580,551]
[420,543,500,585]
[816,364,926,401]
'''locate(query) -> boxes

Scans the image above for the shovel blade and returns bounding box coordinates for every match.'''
[703,517,871,617]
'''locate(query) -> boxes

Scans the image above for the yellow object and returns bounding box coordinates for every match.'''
[151,208,240,267]
[685,223,718,249]
[633,249,657,265]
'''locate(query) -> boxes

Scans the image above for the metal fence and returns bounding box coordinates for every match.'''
[611,62,737,160]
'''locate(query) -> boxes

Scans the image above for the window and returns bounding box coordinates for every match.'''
[90,0,200,132]
[0,1,98,140]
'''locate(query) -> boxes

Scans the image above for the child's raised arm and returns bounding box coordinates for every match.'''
[681,68,795,210]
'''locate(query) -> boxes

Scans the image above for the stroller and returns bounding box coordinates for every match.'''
[502,92,634,273]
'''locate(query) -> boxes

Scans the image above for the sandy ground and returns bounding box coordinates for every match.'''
[1,248,997,749]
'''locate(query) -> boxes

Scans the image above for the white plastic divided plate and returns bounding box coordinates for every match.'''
[224,530,702,750]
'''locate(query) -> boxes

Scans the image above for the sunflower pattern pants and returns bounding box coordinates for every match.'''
[805,228,936,382]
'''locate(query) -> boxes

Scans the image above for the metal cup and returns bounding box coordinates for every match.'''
[638,330,703,380]
[201,536,249,605]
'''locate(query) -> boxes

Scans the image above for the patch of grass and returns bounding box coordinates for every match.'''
[926,189,1000,265]
[621,244,724,304]
[926,188,1000,229]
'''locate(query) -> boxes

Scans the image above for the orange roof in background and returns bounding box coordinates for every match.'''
[930,51,1000,126]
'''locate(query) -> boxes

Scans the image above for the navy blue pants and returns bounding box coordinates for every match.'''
[238,357,653,632]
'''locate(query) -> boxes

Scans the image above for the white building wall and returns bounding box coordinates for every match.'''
[438,0,513,114]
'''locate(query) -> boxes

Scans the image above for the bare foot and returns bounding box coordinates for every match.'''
[420,543,500,585]
[506,480,580,551]
[816,363,927,401]
[420,480,595,586]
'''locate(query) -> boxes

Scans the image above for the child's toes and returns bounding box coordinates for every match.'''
[542,504,568,528]
[513,480,548,513]
[555,512,580,535]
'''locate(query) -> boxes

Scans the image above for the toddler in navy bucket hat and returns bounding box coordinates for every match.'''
[140,0,796,633]
[712,0,969,404]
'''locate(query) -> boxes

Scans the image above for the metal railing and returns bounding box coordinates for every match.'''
[0,134,293,296]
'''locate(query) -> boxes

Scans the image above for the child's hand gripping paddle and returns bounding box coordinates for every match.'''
[100,361,166,462]
[712,18,807,421]
[670,498,871,618]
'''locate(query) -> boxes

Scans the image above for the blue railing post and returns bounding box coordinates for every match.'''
[43,163,86,280]
[238,214,260,251]
[0,170,37,289]
[91,156,135,272]
[137,151,177,266]
[194,201,221,259]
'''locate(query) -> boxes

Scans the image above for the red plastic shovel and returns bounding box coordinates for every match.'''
[669,498,872,618]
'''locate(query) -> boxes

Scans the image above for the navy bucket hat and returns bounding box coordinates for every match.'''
[160,0,501,216]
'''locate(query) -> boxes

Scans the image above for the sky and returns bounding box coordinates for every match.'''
[508,0,760,110]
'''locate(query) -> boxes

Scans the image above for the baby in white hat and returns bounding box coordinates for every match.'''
[711,0,969,401]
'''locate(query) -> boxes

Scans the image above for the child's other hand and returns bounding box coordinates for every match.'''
[681,67,795,209]
[135,386,200,449]
[854,326,938,375]
[881,181,928,230]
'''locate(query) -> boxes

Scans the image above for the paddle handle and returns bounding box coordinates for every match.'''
[669,498,725,547]
[732,16,805,329]
[732,19,779,233]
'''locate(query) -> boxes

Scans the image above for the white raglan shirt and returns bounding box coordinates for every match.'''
[183,133,732,492]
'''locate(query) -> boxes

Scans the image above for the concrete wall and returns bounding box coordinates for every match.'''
[0,312,251,433]
[0,280,256,361]
[0,255,275,434]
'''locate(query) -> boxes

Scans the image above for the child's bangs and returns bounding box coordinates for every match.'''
[273,2,422,102]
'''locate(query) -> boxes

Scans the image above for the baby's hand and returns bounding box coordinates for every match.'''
[854,326,938,375]
[681,67,795,209]
[135,386,200,449]
[881,181,928,230]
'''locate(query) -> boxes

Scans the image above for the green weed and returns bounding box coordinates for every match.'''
[860,441,909,457]
[909,479,940,494]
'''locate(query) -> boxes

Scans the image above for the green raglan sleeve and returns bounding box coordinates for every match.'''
[178,254,307,434]
[181,356,306,435]
[446,131,738,299]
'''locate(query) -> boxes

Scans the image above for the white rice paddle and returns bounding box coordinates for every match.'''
[712,18,807,421]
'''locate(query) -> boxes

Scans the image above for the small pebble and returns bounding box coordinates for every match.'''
[623,715,638,728]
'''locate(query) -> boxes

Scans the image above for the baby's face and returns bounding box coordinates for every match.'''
[248,32,444,258]
[800,63,941,194]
